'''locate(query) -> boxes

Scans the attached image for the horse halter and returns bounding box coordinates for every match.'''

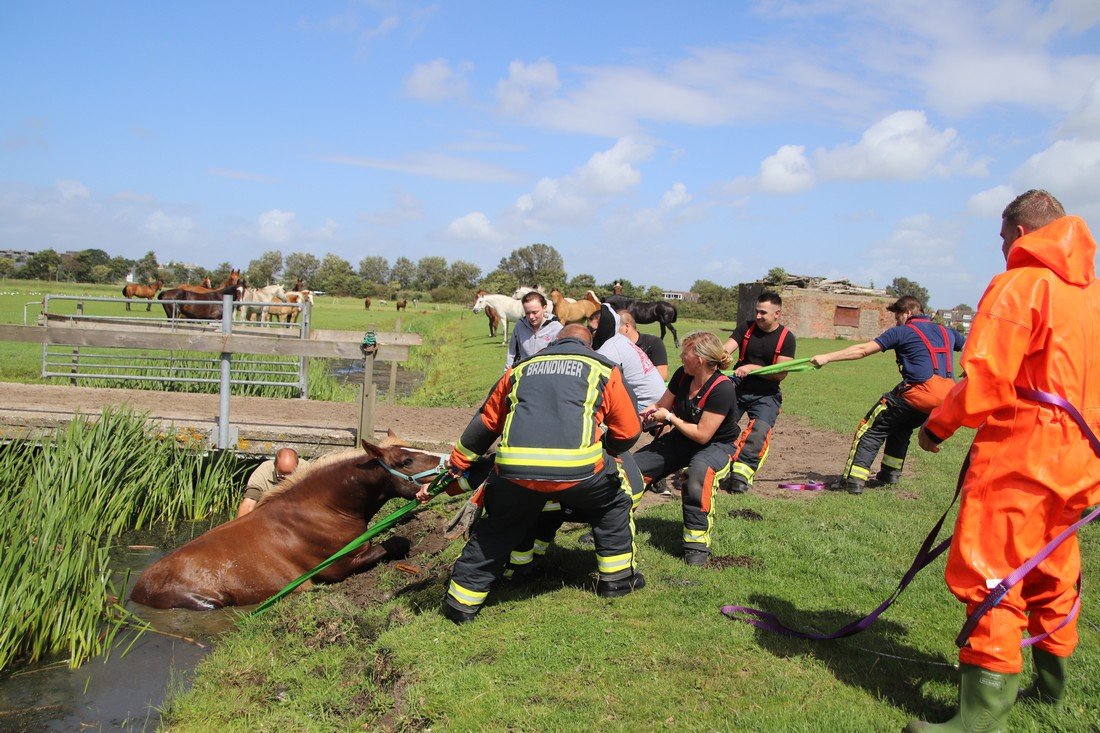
[376,454,447,486]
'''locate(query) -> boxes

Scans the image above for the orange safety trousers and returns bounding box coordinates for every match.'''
[946,401,1099,674]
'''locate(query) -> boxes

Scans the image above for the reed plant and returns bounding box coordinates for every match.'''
[0,407,251,672]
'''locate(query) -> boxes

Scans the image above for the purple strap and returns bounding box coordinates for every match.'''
[723,386,1099,647]
[954,387,1100,648]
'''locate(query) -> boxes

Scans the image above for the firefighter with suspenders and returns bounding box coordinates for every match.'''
[721,291,798,493]
[810,295,966,494]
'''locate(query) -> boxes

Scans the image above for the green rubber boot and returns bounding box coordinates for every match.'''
[1018,648,1067,711]
[905,664,1019,732]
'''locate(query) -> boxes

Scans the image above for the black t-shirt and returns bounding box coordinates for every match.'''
[668,367,740,444]
[635,333,668,368]
[729,321,797,396]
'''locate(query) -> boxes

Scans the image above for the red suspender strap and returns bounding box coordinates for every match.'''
[740,324,789,366]
[905,322,953,378]
[696,373,731,411]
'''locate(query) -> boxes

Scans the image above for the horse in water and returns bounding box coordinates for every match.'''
[603,294,680,347]
[130,440,444,609]
[122,278,163,311]
[159,282,245,321]
[240,284,288,323]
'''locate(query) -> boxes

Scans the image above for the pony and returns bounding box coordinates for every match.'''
[604,294,680,347]
[130,439,444,609]
[396,299,408,311]
[240,284,288,323]
[267,290,314,324]
[159,283,245,321]
[364,296,372,310]
[472,290,527,345]
[122,278,163,312]
[549,289,601,324]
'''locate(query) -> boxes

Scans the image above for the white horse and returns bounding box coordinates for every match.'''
[240,284,288,323]
[472,291,526,345]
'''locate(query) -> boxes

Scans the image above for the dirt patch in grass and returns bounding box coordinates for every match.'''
[729,508,764,521]
[709,555,762,570]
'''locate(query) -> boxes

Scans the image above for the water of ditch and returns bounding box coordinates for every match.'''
[0,521,245,732]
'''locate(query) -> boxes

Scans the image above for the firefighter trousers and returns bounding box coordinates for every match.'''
[633,433,735,553]
[843,386,927,483]
[731,391,781,485]
[446,464,636,613]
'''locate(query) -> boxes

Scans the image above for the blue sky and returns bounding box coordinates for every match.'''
[2,1,1099,308]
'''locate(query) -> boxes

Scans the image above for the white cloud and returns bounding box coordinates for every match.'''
[404,58,471,102]
[759,145,814,193]
[361,190,424,226]
[55,179,90,200]
[661,182,691,209]
[496,59,560,115]
[313,218,340,241]
[362,15,399,41]
[1013,138,1100,220]
[573,137,651,195]
[1060,79,1100,139]
[816,111,961,181]
[257,209,296,244]
[145,210,196,241]
[444,212,505,242]
[967,186,1015,218]
[318,152,523,183]
[865,214,968,297]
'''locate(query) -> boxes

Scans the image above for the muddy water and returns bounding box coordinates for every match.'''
[0,526,244,732]
[333,359,424,399]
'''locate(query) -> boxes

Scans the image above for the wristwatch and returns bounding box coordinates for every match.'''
[665,413,674,425]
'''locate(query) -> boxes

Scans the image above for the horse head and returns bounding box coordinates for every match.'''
[359,440,444,505]
[472,293,488,313]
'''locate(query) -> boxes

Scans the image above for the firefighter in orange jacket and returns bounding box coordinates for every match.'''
[906,190,1100,731]
[423,324,644,624]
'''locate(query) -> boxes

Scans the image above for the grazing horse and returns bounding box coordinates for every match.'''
[122,278,163,311]
[159,283,245,321]
[549,289,601,324]
[364,296,372,310]
[604,295,680,347]
[240,284,288,323]
[396,299,407,311]
[472,290,527,345]
[268,290,314,324]
[130,440,444,609]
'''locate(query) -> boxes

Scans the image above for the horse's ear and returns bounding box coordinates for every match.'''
[360,440,384,460]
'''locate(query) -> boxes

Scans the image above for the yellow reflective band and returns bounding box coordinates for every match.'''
[882,454,904,469]
[457,475,472,492]
[533,539,549,555]
[509,548,534,565]
[684,527,711,546]
[597,552,633,574]
[731,462,754,481]
[849,465,871,480]
[447,580,488,607]
[454,441,479,461]
[496,443,604,467]
[541,501,562,512]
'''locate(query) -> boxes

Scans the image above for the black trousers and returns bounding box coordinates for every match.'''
[842,386,927,483]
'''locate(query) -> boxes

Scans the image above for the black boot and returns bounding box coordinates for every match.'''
[442,601,479,624]
[873,469,902,486]
[596,572,646,598]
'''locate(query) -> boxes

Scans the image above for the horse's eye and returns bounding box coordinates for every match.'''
[401,458,414,467]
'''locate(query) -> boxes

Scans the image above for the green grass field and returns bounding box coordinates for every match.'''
[2,280,1096,731]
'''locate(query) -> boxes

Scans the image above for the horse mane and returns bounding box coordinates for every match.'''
[256,448,365,505]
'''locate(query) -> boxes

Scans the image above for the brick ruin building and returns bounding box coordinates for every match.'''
[736,275,895,341]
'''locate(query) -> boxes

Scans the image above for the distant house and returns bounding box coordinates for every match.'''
[935,308,974,333]
[736,275,894,340]
[0,249,34,266]
[661,290,698,302]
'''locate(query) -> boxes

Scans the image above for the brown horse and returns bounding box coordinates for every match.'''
[364,296,372,310]
[175,269,241,296]
[485,303,501,338]
[396,298,407,311]
[122,278,163,311]
[158,282,245,320]
[549,289,601,324]
[130,440,443,609]
[201,276,213,288]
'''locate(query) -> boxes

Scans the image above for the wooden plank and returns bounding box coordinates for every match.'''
[0,324,411,361]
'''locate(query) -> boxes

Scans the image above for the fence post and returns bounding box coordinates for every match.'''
[358,326,377,444]
[217,294,233,449]
[388,316,400,403]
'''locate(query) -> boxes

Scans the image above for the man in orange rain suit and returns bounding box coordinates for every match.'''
[906,190,1100,731]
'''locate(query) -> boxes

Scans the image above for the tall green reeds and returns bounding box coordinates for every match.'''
[0,408,251,672]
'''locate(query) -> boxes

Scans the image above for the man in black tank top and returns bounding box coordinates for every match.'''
[721,291,797,492]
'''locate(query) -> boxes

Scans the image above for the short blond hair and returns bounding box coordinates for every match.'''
[681,331,732,371]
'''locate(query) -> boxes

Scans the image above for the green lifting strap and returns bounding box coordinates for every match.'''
[723,356,816,379]
[249,469,452,617]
